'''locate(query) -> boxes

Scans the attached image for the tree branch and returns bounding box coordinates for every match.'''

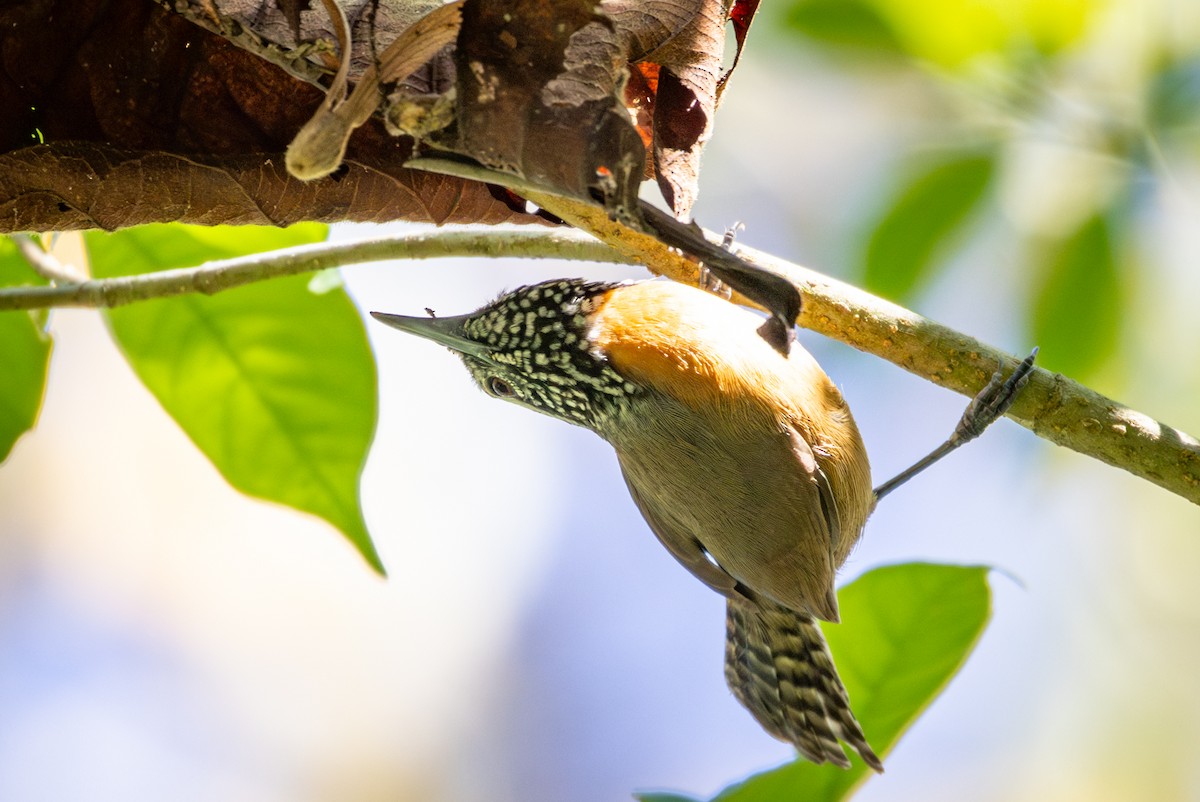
[0,230,632,310]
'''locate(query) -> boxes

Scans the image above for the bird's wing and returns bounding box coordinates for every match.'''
[618,463,747,602]
[788,425,841,552]
[784,424,842,621]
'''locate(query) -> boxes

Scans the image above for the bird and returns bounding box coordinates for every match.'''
[372,277,885,770]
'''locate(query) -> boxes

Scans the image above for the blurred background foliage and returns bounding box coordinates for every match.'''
[764,0,1199,385]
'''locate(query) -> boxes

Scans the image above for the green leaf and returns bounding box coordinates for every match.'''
[862,152,995,301]
[783,0,904,55]
[1030,213,1122,381]
[709,563,992,802]
[84,224,383,572]
[0,238,53,463]
[781,0,1093,69]
[637,794,703,802]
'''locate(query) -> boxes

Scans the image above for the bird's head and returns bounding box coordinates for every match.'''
[371,279,642,430]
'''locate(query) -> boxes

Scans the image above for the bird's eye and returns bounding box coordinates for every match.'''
[487,376,515,397]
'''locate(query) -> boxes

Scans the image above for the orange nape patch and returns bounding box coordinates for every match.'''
[589,281,825,415]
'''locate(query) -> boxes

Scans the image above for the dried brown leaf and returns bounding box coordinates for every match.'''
[274,0,314,36]
[0,143,543,231]
[286,0,463,180]
[451,0,646,222]
[641,0,733,218]
[718,0,761,98]
[0,0,546,230]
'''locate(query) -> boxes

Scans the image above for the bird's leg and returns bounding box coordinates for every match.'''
[873,348,1038,502]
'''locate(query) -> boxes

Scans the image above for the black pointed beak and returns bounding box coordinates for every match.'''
[369,311,494,360]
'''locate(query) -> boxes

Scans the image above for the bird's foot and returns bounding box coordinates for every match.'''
[953,347,1039,444]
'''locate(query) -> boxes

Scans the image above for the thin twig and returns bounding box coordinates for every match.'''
[12,234,87,284]
[0,230,633,311]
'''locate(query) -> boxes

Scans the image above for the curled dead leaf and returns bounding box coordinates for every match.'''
[287,0,463,181]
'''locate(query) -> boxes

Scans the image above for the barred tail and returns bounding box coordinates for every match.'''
[724,597,882,772]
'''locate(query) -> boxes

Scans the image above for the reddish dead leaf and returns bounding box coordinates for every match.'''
[652,65,708,215]
[718,0,762,97]
[624,64,658,176]
[635,0,733,219]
